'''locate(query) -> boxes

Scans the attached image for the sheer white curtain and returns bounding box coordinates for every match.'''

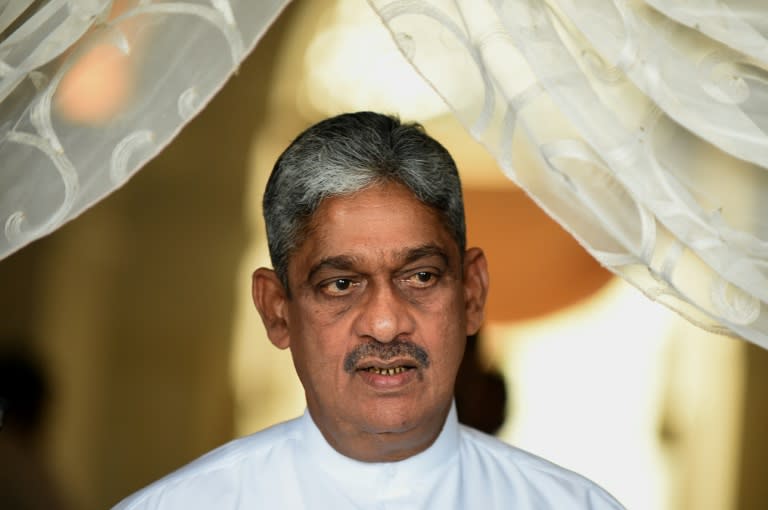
[0,0,289,258]
[368,0,768,349]
[2,0,767,349]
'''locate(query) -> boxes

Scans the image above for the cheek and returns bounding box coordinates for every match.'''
[301,295,354,327]
[290,313,349,371]
[424,311,466,366]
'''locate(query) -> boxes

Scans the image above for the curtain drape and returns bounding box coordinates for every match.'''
[367,0,768,349]
[0,0,289,258]
[2,0,767,349]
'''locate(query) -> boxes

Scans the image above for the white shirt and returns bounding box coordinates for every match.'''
[113,405,624,509]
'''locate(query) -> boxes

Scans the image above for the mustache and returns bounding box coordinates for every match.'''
[343,340,430,373]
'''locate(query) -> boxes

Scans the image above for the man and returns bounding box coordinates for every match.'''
[114,112,624,509]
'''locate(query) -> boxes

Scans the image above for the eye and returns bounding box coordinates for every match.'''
[319,278,358,296]
[333,279,351,291]
[415,271,432,283]
[404,271,438,288]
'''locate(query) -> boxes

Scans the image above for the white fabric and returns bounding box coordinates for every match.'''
[367,0,768,349]
[111,404,624,509]
[0,0,290,259]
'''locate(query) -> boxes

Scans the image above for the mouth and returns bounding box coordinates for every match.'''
[343,340,430,375]
[359,364,417,376]
[355,359,420,389]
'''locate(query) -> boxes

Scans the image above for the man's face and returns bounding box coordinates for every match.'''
[254,181,487,460]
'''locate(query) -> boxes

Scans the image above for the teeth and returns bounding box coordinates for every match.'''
[367,366,407,375]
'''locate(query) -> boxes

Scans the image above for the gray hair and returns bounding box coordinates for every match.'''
[263,111,466,291]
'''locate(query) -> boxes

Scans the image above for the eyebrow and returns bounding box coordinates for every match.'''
[307,255,359,283]
[306,244,451,283]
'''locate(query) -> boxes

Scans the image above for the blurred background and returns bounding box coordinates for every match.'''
[1,1,767,509]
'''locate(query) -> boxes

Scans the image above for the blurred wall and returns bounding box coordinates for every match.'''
[738,343,768,509]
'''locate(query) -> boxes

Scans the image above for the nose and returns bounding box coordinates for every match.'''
[354,280,415,343]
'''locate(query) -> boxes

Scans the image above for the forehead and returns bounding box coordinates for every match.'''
[291,183,459,272]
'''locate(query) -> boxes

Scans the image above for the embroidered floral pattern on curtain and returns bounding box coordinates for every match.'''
[0,0,289,258]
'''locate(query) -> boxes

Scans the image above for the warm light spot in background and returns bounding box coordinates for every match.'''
[493,279,672,509]
[56,43,133,124]
[302,0,450,121]
[54,0,136,125]
[463,187,613,321]
[491,278,745,510]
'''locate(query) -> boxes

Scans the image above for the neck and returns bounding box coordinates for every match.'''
[308,402,452,463]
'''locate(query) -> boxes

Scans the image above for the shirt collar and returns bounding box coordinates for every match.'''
[299,402,460,484]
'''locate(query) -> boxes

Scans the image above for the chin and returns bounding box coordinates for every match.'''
[359,401,437,435]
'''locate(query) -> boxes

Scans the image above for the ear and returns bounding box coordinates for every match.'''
[463,247,489,336]
[252,268,291,350]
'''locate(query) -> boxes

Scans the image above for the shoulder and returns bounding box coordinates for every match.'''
[458,425,625,509]
[112,417,303,510]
